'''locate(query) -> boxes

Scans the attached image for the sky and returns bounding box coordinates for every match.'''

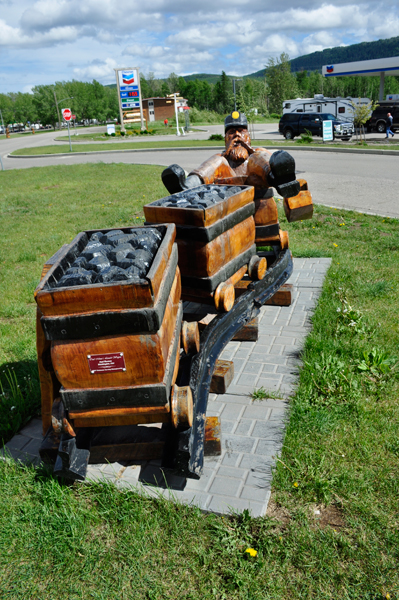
[1,0,399,94]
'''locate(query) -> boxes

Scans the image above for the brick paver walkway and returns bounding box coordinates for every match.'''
[2,258,331,516]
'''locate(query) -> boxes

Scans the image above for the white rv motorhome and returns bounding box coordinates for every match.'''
[282,95,371,121]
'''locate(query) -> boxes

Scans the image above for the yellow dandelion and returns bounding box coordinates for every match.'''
[386,593,391,599]
[245,548,257,557]
[293,482,299,488]
[333,243,338,247]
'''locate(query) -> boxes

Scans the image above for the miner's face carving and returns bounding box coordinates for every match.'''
[224,127,251,162]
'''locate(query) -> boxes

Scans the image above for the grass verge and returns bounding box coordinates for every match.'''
[1,164,399,598]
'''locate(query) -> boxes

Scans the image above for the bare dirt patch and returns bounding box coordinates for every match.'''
[308,503,346,529]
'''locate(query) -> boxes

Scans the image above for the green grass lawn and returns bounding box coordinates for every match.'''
[1,164,399,599]
[12,138,399,155]
[12,139,227,155]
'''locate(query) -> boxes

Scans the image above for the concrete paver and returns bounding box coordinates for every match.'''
[1,258,330,516]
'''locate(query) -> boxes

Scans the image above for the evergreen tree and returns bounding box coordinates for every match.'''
[161,81,170,97]
[213,71,232,113]
[265,53,299,114]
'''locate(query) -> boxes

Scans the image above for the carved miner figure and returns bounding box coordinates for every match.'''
[161,111,313,243]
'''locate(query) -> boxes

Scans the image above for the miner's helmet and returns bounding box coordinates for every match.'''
[224,111,248,133]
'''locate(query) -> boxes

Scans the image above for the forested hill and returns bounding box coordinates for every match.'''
[249,36,399,77]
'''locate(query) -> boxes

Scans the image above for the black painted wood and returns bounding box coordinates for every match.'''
[255,223,280,238]
[170,249,293,478]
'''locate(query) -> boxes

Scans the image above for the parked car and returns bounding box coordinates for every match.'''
[366,102,399,133]
[279,112,354,140]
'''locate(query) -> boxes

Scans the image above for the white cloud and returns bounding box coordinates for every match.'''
[73,57,118,80]
[0,0,398,91]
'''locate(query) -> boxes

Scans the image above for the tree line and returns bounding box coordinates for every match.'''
[2,58,399,128]
[0,80,119,129]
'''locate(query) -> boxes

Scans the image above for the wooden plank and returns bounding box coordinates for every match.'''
[235,281,293,306]
[198,312,216,331]
[90,442,165,463]
[36,307,60,434]
[69,404,170,428]
[210,359,234,394]
[72,412,170,428]
[298,178,308,191]
[147,224,176,299]
[204,416,221,456]
[283,190,313,222]
[232,317,258,341]
[265,283,293,306]
[254,194,279,226]
[177,217,255,278]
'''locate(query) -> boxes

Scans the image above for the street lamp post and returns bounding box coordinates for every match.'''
[54,93,74,130]
[232,78,242,111]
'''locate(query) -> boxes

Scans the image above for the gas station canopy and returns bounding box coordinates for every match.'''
[322,56,399,100]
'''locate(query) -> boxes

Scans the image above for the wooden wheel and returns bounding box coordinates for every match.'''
[171,385,193,429]
[181,321,200,354]
[279,230,289,249]
[214,281,235,312]
[248,255,267,280]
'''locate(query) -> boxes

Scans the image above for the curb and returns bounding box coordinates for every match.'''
[8,144,399,159]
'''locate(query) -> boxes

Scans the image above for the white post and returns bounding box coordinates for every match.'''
[379,72,385,101]
[114,69,126,134]
[136,68,146,131]
[67,121,72,151]
[174,93,180,136]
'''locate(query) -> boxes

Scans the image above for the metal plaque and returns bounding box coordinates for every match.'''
[88,352,126,374]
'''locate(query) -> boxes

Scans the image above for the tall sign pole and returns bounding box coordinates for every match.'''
[136,68,145,131]
[114,68,126,134]
[174,93,180,136]
[61,108,73,151]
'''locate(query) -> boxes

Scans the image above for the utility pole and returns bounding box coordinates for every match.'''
[54,90,62,130]
[233,79,242,111]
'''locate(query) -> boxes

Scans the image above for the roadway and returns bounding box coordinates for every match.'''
[1,124,399,219]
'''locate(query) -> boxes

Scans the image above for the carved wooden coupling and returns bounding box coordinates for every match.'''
[144,184,267,312]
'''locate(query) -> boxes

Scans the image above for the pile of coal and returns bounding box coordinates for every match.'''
[153,184,243,209]
[56,228,162,288]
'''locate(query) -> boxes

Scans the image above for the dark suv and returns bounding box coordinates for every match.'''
[366,102,399,133]
[279,113,354,140]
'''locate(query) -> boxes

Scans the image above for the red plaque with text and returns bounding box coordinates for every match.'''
[88,352,126,374]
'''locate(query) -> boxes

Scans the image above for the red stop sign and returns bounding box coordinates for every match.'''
[62,108,72,121]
